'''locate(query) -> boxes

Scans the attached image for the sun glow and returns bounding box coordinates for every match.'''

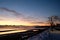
[0,20,31,26]
[0,19,50,26]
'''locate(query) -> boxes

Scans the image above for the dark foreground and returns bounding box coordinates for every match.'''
[0,29,47,40]
[0,28,60,40]
[50,32,60,40]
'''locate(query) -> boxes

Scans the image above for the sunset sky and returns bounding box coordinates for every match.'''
[0,0,60,26]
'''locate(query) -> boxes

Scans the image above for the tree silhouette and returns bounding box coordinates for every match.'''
[48,16,60,26]
[48,16,60,31]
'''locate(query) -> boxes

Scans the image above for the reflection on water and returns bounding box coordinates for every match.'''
[0,27,45,35]
[0,28,60,40]
[0,28,27,35]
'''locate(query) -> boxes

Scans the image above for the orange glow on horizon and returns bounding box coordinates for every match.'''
[0,20,50,26]
[0,21,30,25]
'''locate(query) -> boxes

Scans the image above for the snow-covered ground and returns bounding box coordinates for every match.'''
[50,30,60,40]
[28,30,49,40]
[28,30,60,40]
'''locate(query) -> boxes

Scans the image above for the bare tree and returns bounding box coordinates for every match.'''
[48,16,60,31]
[48,16,60,26]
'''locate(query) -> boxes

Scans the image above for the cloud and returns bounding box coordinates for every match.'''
[0,7,41,24]
[22,16,41,22]
[31,22,44,24]
[0,7,25,21]
[31,21,50,24]
[0,7,50,26]
[0,19,4,20]
[0,7,22,17]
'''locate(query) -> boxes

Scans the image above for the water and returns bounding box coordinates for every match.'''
[0,29,27,35]
[0,28,60,40]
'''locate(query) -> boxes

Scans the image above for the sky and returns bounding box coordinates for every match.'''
[0,0,60,26]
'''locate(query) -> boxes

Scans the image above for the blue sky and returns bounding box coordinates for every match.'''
[0,0,60,25]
